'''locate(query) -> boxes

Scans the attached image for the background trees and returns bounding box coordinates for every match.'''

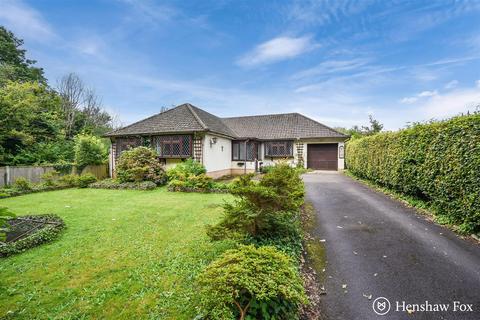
[0,26,115,166]
[335,115,384,139]
[0,26,46,85]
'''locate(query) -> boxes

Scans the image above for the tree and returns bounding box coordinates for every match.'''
[74,134,107,169]
[0,81,63,165]
[335,115,384,139]
[0,26,46,85]
[362,115,383,135]
[57,73,84,138]
[57,73,112,137]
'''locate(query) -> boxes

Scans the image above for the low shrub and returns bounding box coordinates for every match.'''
[168,173,230,193]
[346,113,480,233]
[13,177,32,191]
[41,171,59,187]
[167,158,206,181]
[89,179,156,190]
[167,160,228,193]
[57,174,78,187]
[197,245,307,320]
[0,214,65,258]
[259,165,274,174]
[208,165,304,242]
[76,173,97,188]
[116,147,167,185]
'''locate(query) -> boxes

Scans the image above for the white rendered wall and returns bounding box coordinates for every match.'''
[203,134,232,173]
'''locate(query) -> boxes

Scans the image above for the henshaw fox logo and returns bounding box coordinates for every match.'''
[372,297,474,316]
[373,297,391,315]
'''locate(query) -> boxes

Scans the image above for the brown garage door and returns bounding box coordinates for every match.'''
[307,144,338,170]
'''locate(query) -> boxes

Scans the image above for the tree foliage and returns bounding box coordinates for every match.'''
[0,27,115,165]
[335,115,384,139]
[207,163,304,242]
[346,113,480,233]
[0,81,64,165]
[0,26,46,86]
[57,73,112,137]
[74,134,107,169]
[198,245,307,320]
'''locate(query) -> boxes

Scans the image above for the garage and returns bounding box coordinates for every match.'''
[307,144,338,170]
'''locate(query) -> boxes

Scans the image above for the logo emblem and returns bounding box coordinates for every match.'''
[373,297,391,315]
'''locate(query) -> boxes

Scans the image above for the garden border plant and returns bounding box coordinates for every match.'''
[167,158,231,193]
[0,173,97,199]
[197,163,309,319]
[89,179,157,190]
[0,214,65,258]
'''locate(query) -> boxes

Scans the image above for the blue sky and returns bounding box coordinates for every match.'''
[1,0,479,129]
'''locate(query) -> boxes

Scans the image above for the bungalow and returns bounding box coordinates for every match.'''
[104,103,348,178]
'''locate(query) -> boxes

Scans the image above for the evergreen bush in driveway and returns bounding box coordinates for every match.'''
[346,113,480,233]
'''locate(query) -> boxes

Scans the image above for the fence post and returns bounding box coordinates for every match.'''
[6,165,10,186]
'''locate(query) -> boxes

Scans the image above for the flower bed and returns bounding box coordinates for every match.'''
[0,214,65,258]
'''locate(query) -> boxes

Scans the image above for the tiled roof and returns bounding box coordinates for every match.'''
[222,113,346,139]
[105,103,347,139]
[105,103,236,138]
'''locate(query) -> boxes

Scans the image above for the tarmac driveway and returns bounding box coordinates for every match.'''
[303,172,480,320]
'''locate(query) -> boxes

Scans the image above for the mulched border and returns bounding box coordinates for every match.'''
[0,214,65,258]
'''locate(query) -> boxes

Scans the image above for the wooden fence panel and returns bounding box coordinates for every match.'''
[0,164,109,187]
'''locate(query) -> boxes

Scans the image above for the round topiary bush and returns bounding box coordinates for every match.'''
[116,146,167,185]
[197,245,307,320]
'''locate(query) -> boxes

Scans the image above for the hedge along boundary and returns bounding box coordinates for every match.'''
[346,113,480,234]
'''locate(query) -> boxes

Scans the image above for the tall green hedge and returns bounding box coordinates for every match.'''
[346,113,480,234]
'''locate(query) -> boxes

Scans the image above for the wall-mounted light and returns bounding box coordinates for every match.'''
[209,137,217,147]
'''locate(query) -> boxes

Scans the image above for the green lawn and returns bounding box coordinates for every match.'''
[0,188,234,319]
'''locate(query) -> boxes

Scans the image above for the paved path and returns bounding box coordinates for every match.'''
[304,172,480,320]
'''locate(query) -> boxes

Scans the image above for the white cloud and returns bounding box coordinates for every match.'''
[291,58,370,80]
[400,90,437,104]
[421,86,480,118]
[418,90,438,97]
[444,80,459,89]
[476,80,480,88]
[237,36,318,67]
[400,97,418,104]
[120,0,178,25]
[0,0,55,41]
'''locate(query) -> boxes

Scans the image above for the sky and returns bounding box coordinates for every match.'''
[1,0,479,130]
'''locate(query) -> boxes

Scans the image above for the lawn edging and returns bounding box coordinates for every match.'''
[299,202,326,320]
